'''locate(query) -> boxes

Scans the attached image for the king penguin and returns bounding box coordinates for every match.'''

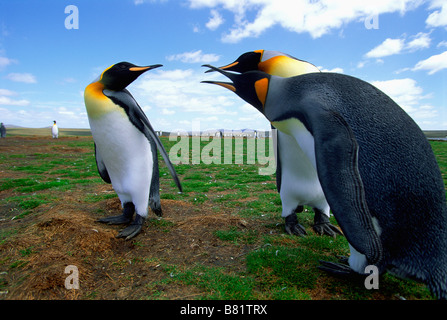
[52,121,59,139]
[209,50,341,237]
[201,65,447,299]
[84,62,182,240]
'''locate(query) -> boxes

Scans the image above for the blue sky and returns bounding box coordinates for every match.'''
[0,0,446,131]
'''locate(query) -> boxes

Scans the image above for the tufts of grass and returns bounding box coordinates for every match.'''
[163,264,256,300]
[214,227,258,245]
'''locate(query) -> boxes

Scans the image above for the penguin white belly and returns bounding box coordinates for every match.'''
[52,126,58,138]
[348,244,368,273]
[272,118,329,217]
[89,111,153,217]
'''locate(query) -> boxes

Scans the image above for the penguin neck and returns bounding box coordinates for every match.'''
[84,81,125,119]
[85,81,107,101]
[262,76,292,122]
[259,57,320,78]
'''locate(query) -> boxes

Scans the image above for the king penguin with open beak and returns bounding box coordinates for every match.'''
[84,62,182,240]
[201,65,447,299]
[208,50,341,238]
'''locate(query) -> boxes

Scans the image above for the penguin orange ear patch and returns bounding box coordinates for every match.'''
[255,78,269,108]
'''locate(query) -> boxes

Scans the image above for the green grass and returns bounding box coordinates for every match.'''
[0,134,445,300]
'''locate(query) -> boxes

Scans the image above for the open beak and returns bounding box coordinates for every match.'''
[204,61,239,73]
[129,64,163,72]
[201,64,236,92]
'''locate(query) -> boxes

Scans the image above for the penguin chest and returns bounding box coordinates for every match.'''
[273,118,327,209]
[89,111,153,193]
[272,118,316,165]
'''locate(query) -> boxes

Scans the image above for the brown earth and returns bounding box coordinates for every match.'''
[0,136,272,300]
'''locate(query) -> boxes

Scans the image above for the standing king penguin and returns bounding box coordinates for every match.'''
[209,50,341,237]
[84,62,182,240]
[52,121,59,139]
[201,65,447,299]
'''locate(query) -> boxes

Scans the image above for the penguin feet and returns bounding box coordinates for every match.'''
[149,199,163,217]
[284,213,307,236]
[313,209,343,237]
[97,202,134,225]
[117,215,145,240]
[318,257,354,276]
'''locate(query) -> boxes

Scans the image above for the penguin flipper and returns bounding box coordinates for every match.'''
[140,118,183,193]
[307,108,382,265]
[149,139,163,216]
[271,125,281,193]
[104,89,183,193]
[94,143,111,184]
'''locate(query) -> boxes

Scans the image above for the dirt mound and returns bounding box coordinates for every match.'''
[1,193,260,299]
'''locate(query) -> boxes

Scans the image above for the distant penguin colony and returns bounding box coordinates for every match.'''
[201,61,447,299]
[84,62,182,240]
[210,50,341,238]
[52,120,59,138]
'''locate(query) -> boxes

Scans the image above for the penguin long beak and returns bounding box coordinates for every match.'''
[129,64,163,72]
[201,64,237,92]
[204,61,239,73]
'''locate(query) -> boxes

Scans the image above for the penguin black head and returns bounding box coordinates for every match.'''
[206,50,263,74]
[201,64,270,114]
[99,62,163,91]
[209,50,319,77]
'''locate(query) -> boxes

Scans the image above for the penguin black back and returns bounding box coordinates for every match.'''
[203,66,447,299]
[272,73,447,298]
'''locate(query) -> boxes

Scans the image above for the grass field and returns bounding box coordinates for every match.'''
[0,128,446,300]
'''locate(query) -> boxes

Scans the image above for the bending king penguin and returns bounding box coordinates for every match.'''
[209,50,340,237]
[84,62,182,240]
[201,64,447,299]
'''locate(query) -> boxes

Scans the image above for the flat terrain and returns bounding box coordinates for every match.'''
[0,128,446,300]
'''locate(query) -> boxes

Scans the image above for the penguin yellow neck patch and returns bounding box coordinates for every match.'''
[255,78,269,108]
[85,82,107,100]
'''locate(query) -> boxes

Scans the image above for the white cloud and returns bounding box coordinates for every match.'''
[366,38,405,58]
[406,32,431,51]
[365,32,432,59]
[0,96,30,106]
[206,9,224,30]
[0,56,17,69]
[318,66,344,73]
[5,72,37,83]
[0,89,30,106]
[187,0,423,42]
[412,50,447,74]
[166,50,220,64]
[426,0,447,27]
[131,68,271,131]
[0,88,16,96]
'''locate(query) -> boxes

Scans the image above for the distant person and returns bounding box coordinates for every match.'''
[0,123,6,138]
[52,120,59,138]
